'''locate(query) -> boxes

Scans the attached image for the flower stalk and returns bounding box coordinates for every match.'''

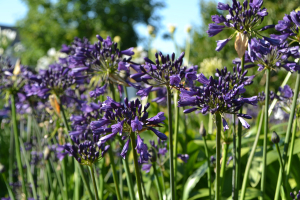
[261,68,270,200]
[153,162,163,200]
[220,142,228,195]
[203,136,211,199]
[11,94,28,199]
[167,86,175,200]
[173,89,179,194]
[215,113,222,200]
[240,108,264,200]
[130,132,144,200]
[89,165,100,200]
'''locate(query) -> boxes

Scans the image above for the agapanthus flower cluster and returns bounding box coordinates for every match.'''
[142,138,168,173]
[247,37,299,71]
[89,97,167,163]
[179,65,257,130]
[273,10,300,44]
[64,35,134,87]
[133,51,198,99]
[30,63,86,98]
[208,0,270,52]
[63,137,109,166]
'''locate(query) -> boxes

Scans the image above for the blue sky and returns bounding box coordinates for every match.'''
[0,0,203,54]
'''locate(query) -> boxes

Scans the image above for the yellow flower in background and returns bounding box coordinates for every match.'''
[200,57,223,77]
[168,24,177,34]
[147,25,155,35]
[113,36,121,43]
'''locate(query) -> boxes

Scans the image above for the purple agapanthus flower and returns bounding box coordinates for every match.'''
[134,52,198,99]
[246,37,299,72]
[179,66,257,130]
[87,97,167,162]
[273,10,300,45]
[207,0,273,52]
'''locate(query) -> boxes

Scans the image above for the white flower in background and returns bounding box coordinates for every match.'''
[274,107,285,120]
[200,57,223,77]
[0,28,17,55]
[37,48,67,70]
[186,24,192,33]
[131,46,147,64]
[14,42,25,53]
[167,23,177,34]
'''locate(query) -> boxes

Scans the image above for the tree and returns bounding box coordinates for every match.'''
[17,0,165,65]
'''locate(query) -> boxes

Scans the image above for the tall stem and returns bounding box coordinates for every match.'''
[173,90,179,196]
[286,120,297,180]
[275,71,300,199]
[107,144,122,200]
[89,165,100,200]
[11,94,28,199]
[99,159,104,200]
[2,174,16,200]
[60,101,94,200]
[236,54,245,192]
[261,68,270,200]
[153,162,163,200]
[130,132,144,200]
[232,115,237,200]
[167,86,175,200]
[215,113,222,200]
[220,142,228,195]
[240,108,264,200]
[203,136,211,199]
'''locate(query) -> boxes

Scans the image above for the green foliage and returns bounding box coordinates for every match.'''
[16,0,165,65]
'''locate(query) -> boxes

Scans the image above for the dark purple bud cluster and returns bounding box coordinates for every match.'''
[63,138,109,166]
[208,0,269,51]
[247,38,299,72]
[87,96,167,162]
[290,190,300,199]
[65,35,134,86]
[258,85,293,102]
[179,66,257,130]
[273,10,300,44]
[134,52,198,99]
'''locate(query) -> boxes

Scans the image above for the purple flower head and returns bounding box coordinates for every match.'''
[208,0,270,52]
[179,66,256,129]
[247,37,299,72]
[136,51,198,99]
[142,164,152,173]
[61,35,135,87]
[131,116,143,132]
[90,84,107,98]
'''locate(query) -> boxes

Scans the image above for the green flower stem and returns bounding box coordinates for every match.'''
[89,165,100,200]
[261,68,270,200]
[2,173,16,200]
[167,86,175,200]
[119,159,123,199]
[60,101,94,200]
[275,143,287,200]
[286,119,297,180]
[153,162,163,200]
[220,142,228,195]
[173,90,179,195]
[9,125,14,183]
[236,54,245,192]
[99,159,104,200]
[203,136,211,199]
[275,70,300,199]
[232,115,237,200]
[130,132,144,200]
[215,113,222,200]
[240,108,264,200]
[46,161,57,199]
[74,162,81,200]
[107,144,122,200]
[61,158,69,200]
[10,94,28,199]
[119,86,136,200]
[19,137,38,200]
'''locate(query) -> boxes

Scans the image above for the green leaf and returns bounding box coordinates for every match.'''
[182,162,208,200]
[249,147,262,187]
[187,188,209,200]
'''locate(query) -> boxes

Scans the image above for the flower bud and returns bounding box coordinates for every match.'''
[199,122,206,137]
[271,131,280,144]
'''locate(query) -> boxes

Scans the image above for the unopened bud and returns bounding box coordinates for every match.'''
[199,122,206,137]
[271,131,280,144]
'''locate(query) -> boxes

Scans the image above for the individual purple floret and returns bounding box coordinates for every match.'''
[179,66,257,130]
[207,0,271,52]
